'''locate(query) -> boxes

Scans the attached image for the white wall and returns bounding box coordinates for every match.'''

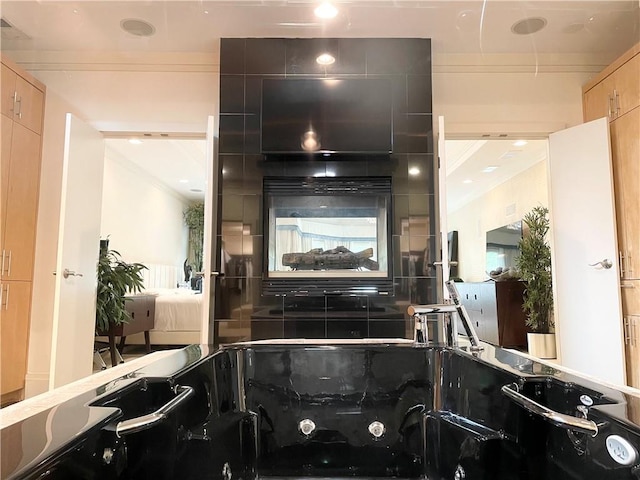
[448,160,550,282]
[101,148,189,269]
[432,53,602,135]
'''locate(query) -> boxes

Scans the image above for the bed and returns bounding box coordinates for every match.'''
[99,264,205,347]
[135,288,204,346]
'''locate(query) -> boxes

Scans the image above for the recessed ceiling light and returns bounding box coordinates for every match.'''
[204,10,209,14]
[314,2,338,19]
[513,140,528,147]
[463,179,473,184]
[120,18,156,37]
[316,53,336,65]
[128,138,143,145]
[511,17,547,35]
[409,167,420,176]
[482,166,498,173]
[179,179,189,183]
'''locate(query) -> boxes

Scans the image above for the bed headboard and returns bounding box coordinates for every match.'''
[141,264,183,290]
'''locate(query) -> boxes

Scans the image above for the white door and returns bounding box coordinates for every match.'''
[49,114,105,388]
[200,116,218,344]
[549,117,625,385]
[437,116,451,300]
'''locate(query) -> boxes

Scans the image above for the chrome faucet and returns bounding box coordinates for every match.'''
[407,280,483,351]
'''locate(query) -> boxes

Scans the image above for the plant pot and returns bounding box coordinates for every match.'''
[527,332,557,359]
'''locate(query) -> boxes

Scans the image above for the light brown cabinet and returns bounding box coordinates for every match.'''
[1,62,44,135]
[610,107,640,279]
[583,47,640,123]
[583,43,640,388]
[621,281,640,390]
[1,281,32,395]
[0,56,45,403]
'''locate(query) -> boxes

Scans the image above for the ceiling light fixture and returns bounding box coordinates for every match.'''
[314,2,338,19]
[513,140,528,147]
[316,53,336,65]
[179,179,189,183]
[120,18,156,37]
[128,138,143,145]
[409,167,420,176]
[511,17,547,35]
[463,179,473,184]
[482,166,498,173]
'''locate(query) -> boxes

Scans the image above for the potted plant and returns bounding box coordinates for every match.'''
[96,239,147,334]
[183,202,205,274]
[515,206,556,359]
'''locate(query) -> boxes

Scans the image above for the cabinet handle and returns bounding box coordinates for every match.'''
[1,284,9,310]
[619,251,625,278]
[613,89,620,117]
[607,93,614,119]
[624,317,631,345]
[13,92,22,119]
[1,250,4,276]
[5,250,11,276]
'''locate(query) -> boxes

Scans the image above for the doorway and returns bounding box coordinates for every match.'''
[96,136,207,355]
[444,138,549,283]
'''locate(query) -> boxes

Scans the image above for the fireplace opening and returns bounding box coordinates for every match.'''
[263,176,393,296]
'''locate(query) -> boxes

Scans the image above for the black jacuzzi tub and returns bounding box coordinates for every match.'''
[2,340,640,480]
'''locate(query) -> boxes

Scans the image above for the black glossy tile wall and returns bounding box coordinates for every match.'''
[217,38,435,334]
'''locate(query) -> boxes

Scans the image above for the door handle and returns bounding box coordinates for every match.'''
[589,259,612,269]
[63,268,84,279]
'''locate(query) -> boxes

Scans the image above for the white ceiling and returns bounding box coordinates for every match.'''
[1,1,638,56]
[105,137,207,201]
[1,1,637,202]
[445,138,548,212]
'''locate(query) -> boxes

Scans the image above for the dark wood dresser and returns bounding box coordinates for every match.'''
[455,281,529,348]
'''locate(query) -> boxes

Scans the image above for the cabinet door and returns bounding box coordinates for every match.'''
[621,281,640,388]
[0,281,32,395]
[0,64,17,119]
[1,117,12,243]
[610,108,640,279]
[2,123,41,281]
[14,75,44,135]
[583,80,611,122]
[611,54,640,119]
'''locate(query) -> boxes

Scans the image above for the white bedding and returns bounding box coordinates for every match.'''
[143,288,203,332]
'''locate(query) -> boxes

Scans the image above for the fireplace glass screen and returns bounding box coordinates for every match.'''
[264,177,392,295]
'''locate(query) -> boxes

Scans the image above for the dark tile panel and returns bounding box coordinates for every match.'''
[251,320,285,341]
[245,75,284,114]
[393,195,410,234]
[245,235,263,274]
[407,154,435,194]
[242,194,262,234]
[392,235,410,277]
[219,75,245,114]
[221,194,244,222]
[408,193,434,217]
[220,39,245,74]
[260,159,286,177]
[220,154,244,195]
[365,38,431,75]
[244,155,265,194]
[392,113,408,154]
[392,155,409,194]
[407,75,433,114]
[245,38,287,74]
[406,114,434,153]
[286,38,368,75]
[219,115,244,154]
[245,114,261,154]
